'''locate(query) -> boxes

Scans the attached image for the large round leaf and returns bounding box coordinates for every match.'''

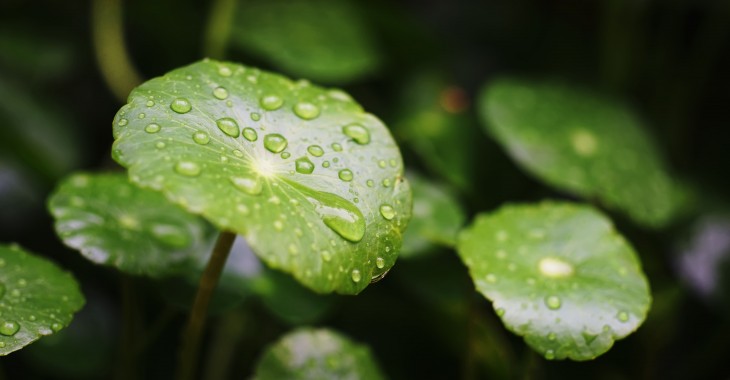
[456,202,651,360]
[48,172,216,277]
[253,328,385,380]
[111,59,411,294]
[0,244,85,356]
[231,0,381,84]
[478,78,684,228]
[401,172,465,258]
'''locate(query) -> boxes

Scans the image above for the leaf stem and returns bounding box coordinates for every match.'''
[203,0,237,59]
[91,0,143,103]
[176,231,236,380]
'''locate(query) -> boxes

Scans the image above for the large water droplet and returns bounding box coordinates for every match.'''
[545,295,562,310]
[338,169,353,182]
[260,94,283,110]
[150,224,190,248]
[174,161,201,177]
[295,157,315,174]
[0,320,20,336]
[170,98,192,114]
[230,175,263,196]
[307,145,324,157]
[342,123,370,145]
[213,86,229,100]
[293,102,320,120]
[376,257,385,269]
[242,128,258,141]
[145,123,161,133]
[216,117,240,137]
[351,269,362,283]
[192,131,210,145]
[379,204,396,220]
[264,134,288,153]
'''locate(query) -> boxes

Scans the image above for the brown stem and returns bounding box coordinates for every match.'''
[176,231,236,380]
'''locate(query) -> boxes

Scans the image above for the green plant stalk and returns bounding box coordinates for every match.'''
[176,231,237,380]
[115,276,140,380]
[91,0,142,103]
[203,0,236,59]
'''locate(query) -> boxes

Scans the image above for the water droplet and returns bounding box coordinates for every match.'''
[233,149,243,157]
[192,131,210,145]
[216,117,240,137]
[545,295,561,310]
[544,349,556,360]
[239,127,258,142]
[170,98,192,114]
[213,86,229,100]
[250,112,261,121]
[229,175,263,196]
[260,94,283,110]
[264,134,288,153]
[297,188,365,242]
[342,123,370,144]
[571,129,598,157]
[496,308,505,317]
[51,323,63,332]
[485,274,497,283]
[547,332,556,341]
[366,180,374,187]
[0,321,20,336]
[382,178,392,187]
[295,157,315,174]
[218,66,232,76]
[617,311,629,322]
[376,257,385,268]
[146,100,155,107]
[351,269,362,283]
[389,159,397,167]
[280,152,290,159]
[293,102,320,120]
[332,143,343,152]
[379,204,396,220]
[322,161,331,168]
[118,118,128,126]
[156,142,166,149]
[307,145,324,157]
[151,224,190,248]
[138,113,146,119]
[321,250,332,261]
[538,257,574,278]
[174,161,201,177]
[338,169,353,182]
[288,244,298,255]
[273,220,284,231]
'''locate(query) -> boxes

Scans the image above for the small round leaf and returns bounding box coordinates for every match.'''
[0,244,85,356]
[48,172,216,277]
[112,59,411,294]
[254,328,386,380]
[478,78,683,228]
[456,202,651,360]
[231,0,381,84]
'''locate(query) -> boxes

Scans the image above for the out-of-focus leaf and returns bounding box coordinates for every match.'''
[0,244,85,356]
[401,172,465,258]
[457,201,651,360]
[478,78,684,228]
[111,59,411,294]
[253,328,386,380]
[252,268,335,326]
[230,0,380,84]
[48,172,216,277]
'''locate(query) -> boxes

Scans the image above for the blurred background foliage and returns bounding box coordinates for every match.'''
[1,0,729,379]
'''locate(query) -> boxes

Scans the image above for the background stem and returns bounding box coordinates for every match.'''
[91,0,142,102]
[176,231,236,380]
[203,0,237,59]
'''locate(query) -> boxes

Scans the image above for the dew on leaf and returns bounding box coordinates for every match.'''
[538,257,574,278]
[0,321,20,336]
[379,204,395,220]
[351,269,362,283]
[338,169,353,182]
[170,98,192,114]
[295,157,315,174]
[150,224,190,248]
[264,134,288,153]
[174,161,202,177]
[218,66,232,76]
[307,145,324,157]
[376,257,385,269]
[213,86,229,100]
[545,295,562,310]
[332,143,343,152]
[250,112,261,121]
[260,94,284,110]
[230,175,263,196]
[293,102,320,120]
[617,311,629,322]
[216,117,240,137]
[242,127,258,141]
[342,123,371,145]
[192,131,210,145]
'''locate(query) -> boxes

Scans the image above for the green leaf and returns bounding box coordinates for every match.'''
[231,0,380,84]
[48,172,216,277]
[401,172,465,258]
[456,202,651,361]
[111,59,411,294]
[478,78,683,228]
[0,244,85,356]
[254,328,386,380]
